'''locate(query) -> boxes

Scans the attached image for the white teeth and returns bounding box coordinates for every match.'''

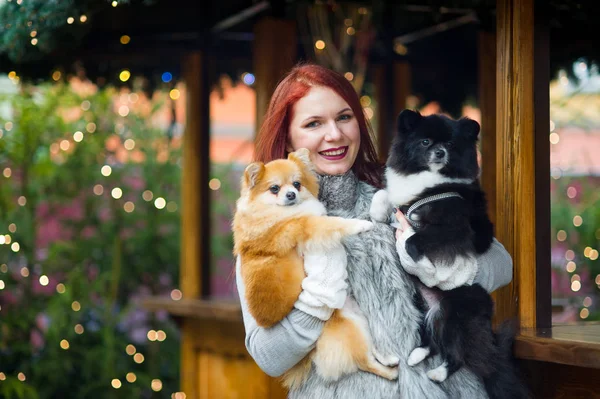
[320,148,346,156]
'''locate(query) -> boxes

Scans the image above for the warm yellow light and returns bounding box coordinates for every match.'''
[0,281,4,290]
[56,283,66,294]
[346,27,356,35]
[154,197,166,209]
[112,1,118,6]
[580,308,589,319]
[173,393,187,399]
[0,372,5,381]
[364,107,374,120]
[147,330,157,341]
[80,15,87,23]
[126,372,137,383]
[315,40,326,50]
[73,131,84,142]
[565,250,575,261]
[60,140,70,151]
[30,30,37,37]
[52,71,62,81]
[344,72,354,81]
[571,280,581,292]
[4,235,11,245]
[17,196,27,206]
[142,190,153,201]
[590,249,599,261]
[81,100,91,110]
[111,379,122,389]
[573,215,583,227]
[11,242,20,252]
[556,230,567,242]
[151,379,163,392]
[111,188,123,199]
[0,264,6,273]
[72,301,81,311]
[74,324,84,334]
[169,89,180,100]
[93,184,104,196]
[566,186,577,198]
[126,344,136,355]
[133,353,145,364]
[360,96,371,107]
[119,70,131,82]
[7,71,16,79]
[17,372,26,381]
[31,38,38,46]
[67,17,74,24]
[4,121,12,131]
[120,35,131,45]
[209,178,221,190]
[60,339,70,350]
[583,297,592,307]
[549,132,560,144]
[124,202,135,213]
[156,330,167,341]
[101,165,112,177]
[39,275,49,286]
[170,289,182,300]
[124,139,135,150]
[566,261,576,273]
[86,122,96,133]
[3,168,11,178]
[118,105,130,117]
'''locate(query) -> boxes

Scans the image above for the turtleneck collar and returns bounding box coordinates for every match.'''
[317,170,360,212]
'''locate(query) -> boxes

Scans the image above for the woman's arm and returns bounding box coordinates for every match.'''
[236,248,348,377]
[472,238,513,292]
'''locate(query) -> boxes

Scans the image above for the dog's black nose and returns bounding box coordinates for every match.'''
[435,149,446,159]
[286,191,296,200]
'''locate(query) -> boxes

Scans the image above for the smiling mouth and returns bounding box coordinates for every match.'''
[319,146,348,160]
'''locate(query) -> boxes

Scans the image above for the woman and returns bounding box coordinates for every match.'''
[235,64,512,398]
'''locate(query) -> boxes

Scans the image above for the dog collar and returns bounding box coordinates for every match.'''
[403,192,464,229]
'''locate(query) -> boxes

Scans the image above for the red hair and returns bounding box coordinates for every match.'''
[254,63,383,187]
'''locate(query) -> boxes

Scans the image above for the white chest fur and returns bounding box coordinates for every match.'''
[385,169,473,206]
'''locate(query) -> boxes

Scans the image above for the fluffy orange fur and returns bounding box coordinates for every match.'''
[233,148,399,388]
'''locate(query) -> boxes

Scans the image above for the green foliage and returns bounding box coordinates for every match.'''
[0,81,183,398]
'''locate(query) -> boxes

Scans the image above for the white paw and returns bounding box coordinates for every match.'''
[353,220,374,234]
[369,190,391,222]
[374,351,400,367]
[407,347,430,367]
[426,363,448,382]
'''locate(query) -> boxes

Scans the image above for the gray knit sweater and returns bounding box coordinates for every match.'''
[236,171,512,398]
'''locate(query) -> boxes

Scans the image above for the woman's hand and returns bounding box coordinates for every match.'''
[394,209,411,241]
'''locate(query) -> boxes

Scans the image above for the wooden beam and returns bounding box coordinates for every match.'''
[253,17,297,133]
[180,51,211,398]
[374,61,411,162]
[495,0,550,328]
[478,30,497,226]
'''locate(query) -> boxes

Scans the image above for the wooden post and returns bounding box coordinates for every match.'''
[253,17,297,133]
[180,51,211,397]
[495,0,550,329]
[478,30,497,226]
[374,61,411,162]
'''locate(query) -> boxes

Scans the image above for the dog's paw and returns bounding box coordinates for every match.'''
[426,363,448,383]
[373,350,400,367]
[369,190,390,222]
[407,347,430,367]
[352,220,374,234]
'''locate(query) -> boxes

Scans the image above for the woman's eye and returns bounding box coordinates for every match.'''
[421,139,431,147]
[305,121,319,128]
[269,185,280,194]
[293,181,301,190]
[338,114,352,121]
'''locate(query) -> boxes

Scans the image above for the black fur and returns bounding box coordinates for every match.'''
[387,110,527,398]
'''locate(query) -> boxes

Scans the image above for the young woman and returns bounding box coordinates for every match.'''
[235,64,512,398]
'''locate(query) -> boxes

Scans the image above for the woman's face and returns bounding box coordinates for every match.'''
[287,86,361,176]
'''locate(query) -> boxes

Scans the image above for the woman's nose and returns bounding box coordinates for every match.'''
[324,122,343,141]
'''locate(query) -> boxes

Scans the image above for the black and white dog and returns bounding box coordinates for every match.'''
[370,109,527,399]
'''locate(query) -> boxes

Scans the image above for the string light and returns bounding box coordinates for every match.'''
[571,280,581,292]
[71,301,81,311]
[154,197,166,209]
[580,308,589,319]
[346,27,356,35]
[0,281,5,290]
[111,187,123,199]
[86,122,96,133]
[556,230,567,241]
[81,101,91,110]
[344,72,354,81]
[0,373,5,381]
[17,196,26,206]
[52,71,62,81]
[209,178,221,190]
[0,264,7,273]
[60,339,70,350]
[166,202,178,212]
[31,38,38,46]
[111,379,122,389]
[156,330,167,341]
[170,289,182,300]
[124,139,135,150]
[147,330,157,341]
[93,184,104,195]
[17,372,26,381]
[142,190,153,201]
[75,324,84,334]
[2,168,11,178]
[573,215,583,227]
[565,250,575,261]
[4,121,13,131]
[39,275,49,286]
[583,297,592,307]
[11,242,20,252]
[125,344,136,355]
[67,17,74,24]
[151,379,163,392]
[120,35,131,45]
[169,89,180,100]
[315,40,325,50]
[549,132,559,144]
[161,72,172,83]
[60,140,70,151]
[133,353,145,364]
[56,283,66,293]
[124,201,135,213]
[118,105,129,117]
[119,70,131,82]
[101,165,112,177]
[73,131,84,142]
[566,261,576,273]
[4,235,11,244]
[20,267,29,277]
[360,96,371,107]
[172,393,186,399]
[126,372,137,383]
[112,1,118,6]
[590,250,599,261]
[79,15,87,23]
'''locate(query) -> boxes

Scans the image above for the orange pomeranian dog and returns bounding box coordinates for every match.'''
[233,148,399,389]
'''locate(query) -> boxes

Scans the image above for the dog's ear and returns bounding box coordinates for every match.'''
[288,148,313,170]
[243,162,265,189]
[397,109,423,135]
[459,118,481,140]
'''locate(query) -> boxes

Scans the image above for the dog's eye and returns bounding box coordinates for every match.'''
[269,185,280,194]
[292,181,301,190]
[421,139,431,147]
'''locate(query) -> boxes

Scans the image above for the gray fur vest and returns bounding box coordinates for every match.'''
[289,172,488,399]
